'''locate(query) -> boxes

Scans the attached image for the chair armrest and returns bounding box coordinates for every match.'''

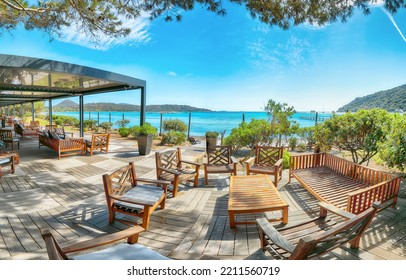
[256,217,295,253]
[318,202,356,220]
[180,159,202,167]
[274,158,283,167]
[244,156,255,166]
[60,226,145,254]
[157,167,182,176]
[230,156,238,164]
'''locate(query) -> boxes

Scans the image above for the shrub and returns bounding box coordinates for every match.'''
[118,127,131,137]
[131,123,158,136]
[205,131,219,138]
[163,119,187,132]
[282,150,291,169]
[161,131,187,145]
[288,137,298,150]
[99,122,113,132]
[84,119,98,130]
[115,119,130,128]
[296,143,307,152]
[53,115,80,127]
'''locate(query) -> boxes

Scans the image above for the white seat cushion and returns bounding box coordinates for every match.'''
[72,243,170,260]
[114,185,164,208]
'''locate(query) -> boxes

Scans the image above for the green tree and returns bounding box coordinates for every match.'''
[264,99,296,146]
[1,1,404,44]
[224,119,273,154]
[315,109,391,165]
[378,113,406,171]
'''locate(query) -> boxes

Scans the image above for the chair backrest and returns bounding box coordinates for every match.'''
[45,124,58,132]
[290,203,379,259]
[155,148,181,177]
[92,133,110,147]
[0,129,13,140]
[207,145,232,165]
[255,146,284,166]
[30,120,40,128]
[54,127,66,139]
[102,162,137,199]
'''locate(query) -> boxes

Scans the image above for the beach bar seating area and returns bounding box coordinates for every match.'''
[0,134,404,261]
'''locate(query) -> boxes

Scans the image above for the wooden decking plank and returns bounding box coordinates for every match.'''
[0,217,26,255]
[173,214,211,254]
[7,215,41,252]
[17,213,47,250]
[204,215,227,255]
[234,224,249,256]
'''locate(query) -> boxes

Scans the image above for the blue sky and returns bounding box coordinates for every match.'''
[1,2,406,112]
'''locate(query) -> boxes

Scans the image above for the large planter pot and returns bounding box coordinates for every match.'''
[137,134,154,155]
[205,137,217,150]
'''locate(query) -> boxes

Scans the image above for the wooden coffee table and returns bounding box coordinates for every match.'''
[228,175,289,228]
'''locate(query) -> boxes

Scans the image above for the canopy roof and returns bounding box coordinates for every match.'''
[0,54,146,107]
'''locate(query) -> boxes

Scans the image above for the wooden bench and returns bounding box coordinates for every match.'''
[289,153,401,214]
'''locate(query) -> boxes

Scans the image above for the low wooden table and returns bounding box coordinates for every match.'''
[228,175,289,228]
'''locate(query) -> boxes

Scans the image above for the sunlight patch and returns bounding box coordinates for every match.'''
[58,13,151,50]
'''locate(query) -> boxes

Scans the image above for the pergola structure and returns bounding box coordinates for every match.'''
[0,54,147,136]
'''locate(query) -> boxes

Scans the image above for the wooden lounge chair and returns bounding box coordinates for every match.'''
[245,146,284,187]
[155,147,201,197]
[188,137,201,145]
[41,226,169,260]
[102,162,168,229]
[0,129,20,150]
[85,133,110,156]
[256,201,380,260]
[203,145,238,185]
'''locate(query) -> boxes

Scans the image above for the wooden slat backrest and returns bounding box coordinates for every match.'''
[92,133,110,147]
[255,146,283,166]
[0,129,13,140]
[207,145,232,165]
[103,162,137,199]
[290,203,379,259]
[155,148,180,176]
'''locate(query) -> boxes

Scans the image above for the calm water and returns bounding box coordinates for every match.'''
[53,111,334,136]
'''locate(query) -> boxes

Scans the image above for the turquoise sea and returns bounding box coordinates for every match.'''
[53,111,334,136]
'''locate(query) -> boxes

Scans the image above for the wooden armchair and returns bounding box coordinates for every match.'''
[85,133,110,156]
[245,146,284,187]
[203,145,238,185]
[102,162,168,229]
[155,147,201,197]
[256,201,380,260]
[41,226,169,260]
[0,129,20,150]
[0,152,17,177]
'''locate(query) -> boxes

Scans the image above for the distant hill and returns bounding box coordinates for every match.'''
[52,100,211,112]
[338,84,406,112]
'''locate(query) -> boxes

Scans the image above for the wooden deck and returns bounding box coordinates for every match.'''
[0,135,405,260]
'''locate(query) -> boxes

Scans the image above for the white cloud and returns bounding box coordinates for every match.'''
[168,71,178,77]
[58,13,151,50]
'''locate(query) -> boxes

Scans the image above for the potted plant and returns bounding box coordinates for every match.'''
[131,123,157,155]
[205,131,219,150]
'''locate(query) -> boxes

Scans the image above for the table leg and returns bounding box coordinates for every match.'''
[282,207,288,224]
[228,210,235,229]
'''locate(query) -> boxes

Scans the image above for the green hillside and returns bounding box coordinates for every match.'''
[51,100,211,112]
[338,84,406,112]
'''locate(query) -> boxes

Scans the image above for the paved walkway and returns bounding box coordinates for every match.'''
[0,134,405,260]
